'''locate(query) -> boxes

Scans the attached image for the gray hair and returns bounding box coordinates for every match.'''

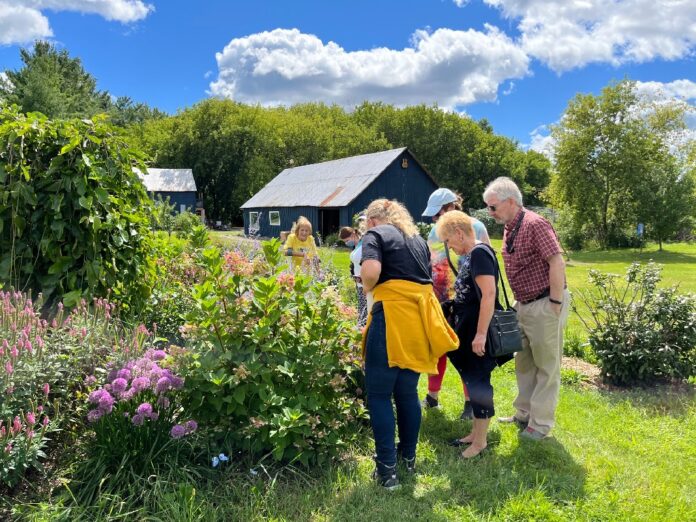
[483,177,523,206]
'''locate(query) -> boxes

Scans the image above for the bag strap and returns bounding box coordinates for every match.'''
[471,243,513,310]
[443,240,459,277]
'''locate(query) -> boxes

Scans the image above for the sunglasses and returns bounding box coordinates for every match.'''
[486,200,506,212]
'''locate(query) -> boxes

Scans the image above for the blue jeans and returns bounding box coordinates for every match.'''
[364,308,421,466]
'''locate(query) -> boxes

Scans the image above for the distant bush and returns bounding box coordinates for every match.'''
[469,209,503,238]
[174,211,201,236]
[416,221,433,241]
[322,232,340,247]
[575,262,696,385]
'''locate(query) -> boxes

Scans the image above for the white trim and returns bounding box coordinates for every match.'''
[269,211,280,226]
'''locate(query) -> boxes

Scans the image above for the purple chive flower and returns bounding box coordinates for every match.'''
[152,350,167,361]
[131,414,145,426]
[87,409,103,423]
[97,392,115,411]
[170,424,186,439]
[131,377,150,392]
[155,376,171,394]
[184,420,198,434]
[84,375,97,386]
[136,403,153,416]
[148,412,159,421]
[117,368,132,380]
[157,396,171,409]
[111,378,128,394]
[170,376,184,390]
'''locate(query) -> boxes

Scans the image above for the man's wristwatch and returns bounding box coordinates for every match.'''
[549,297,562,305]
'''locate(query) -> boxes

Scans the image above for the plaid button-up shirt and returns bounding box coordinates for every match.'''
[502,208,562,303]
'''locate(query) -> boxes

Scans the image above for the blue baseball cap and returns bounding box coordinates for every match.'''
[422,188,458,217]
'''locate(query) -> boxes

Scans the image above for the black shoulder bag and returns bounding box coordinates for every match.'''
[469,244,523,358]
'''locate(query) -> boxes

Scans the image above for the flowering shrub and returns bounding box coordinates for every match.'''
[575,262,696,385]
[0,289,161,487]
[179,239,367,465]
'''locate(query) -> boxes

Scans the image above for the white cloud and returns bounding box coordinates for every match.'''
[456,0,696,72]
[634,79,696,102]
[0,0,153,44]
[527,124,555,159]
[0,3,51,44]
[210,27,529,109]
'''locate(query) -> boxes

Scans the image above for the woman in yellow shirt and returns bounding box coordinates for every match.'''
[283,216,319,271]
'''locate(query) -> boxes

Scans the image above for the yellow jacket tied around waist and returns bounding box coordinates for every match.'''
[361,280,459,374]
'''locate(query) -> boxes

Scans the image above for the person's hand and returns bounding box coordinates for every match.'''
[472,332,487,357]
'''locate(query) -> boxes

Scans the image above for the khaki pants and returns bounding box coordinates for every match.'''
[512,289,570,435]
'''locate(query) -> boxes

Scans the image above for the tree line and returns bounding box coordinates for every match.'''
[2,41,694,249]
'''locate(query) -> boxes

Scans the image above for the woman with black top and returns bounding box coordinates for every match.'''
[436,210,501,458]
[360,199,457,488]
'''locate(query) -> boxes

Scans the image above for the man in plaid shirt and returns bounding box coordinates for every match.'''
[483,177,569,440]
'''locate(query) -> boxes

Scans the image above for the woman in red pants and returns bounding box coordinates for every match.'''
[420,188,490,419]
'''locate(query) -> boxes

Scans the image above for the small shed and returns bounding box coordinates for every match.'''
[135,168,198,213]
[241,148,438,238]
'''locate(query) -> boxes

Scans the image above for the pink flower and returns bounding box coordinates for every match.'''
[152,350,167,361]
[26,412,36,425]
[184,420,198,434]
[42,417,50,427]
[10,347,18,358]
[131,414,145,426]
[42,383,50,396]
[4,443,12,454]
[4,361,13,374]
[26,429,34,440]
[12,416,22,435]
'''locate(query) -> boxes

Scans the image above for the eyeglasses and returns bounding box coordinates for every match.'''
[486,200,505,212]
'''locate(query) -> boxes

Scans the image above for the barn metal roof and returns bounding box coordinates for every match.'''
[134,168,197,193]
[241,148,407,209]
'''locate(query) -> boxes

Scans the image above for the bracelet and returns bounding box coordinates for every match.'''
[549,297,562,305]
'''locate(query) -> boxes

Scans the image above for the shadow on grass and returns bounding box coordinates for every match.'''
[595,381,696,418]
[310,410,588,521]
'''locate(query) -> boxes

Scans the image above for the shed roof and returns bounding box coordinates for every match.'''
[241,147,408,209]
[135,168,197,193]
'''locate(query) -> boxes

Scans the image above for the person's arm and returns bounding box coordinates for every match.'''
[361,260,381,292]
[284,235,297,257]
[547,253,566,316]
[472,274,496,357]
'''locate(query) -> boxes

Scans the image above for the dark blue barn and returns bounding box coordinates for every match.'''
[136,168,198,214]
[241,148,438,239]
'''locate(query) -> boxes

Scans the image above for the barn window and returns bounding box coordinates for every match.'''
[249,212,260,229]
[269,211,280,226]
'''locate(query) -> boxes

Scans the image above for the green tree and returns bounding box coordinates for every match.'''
[552,80,652,248]
[0,41,110,118]
[552,79,694,249]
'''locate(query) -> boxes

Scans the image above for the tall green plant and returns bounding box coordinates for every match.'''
[180,239,366,465]
[0,107,155,311]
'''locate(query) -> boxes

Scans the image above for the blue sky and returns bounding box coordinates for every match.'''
[0,0,694,151]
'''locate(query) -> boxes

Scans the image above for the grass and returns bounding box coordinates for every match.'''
[15,366,695,521]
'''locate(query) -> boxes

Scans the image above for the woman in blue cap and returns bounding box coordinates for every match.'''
[421,188,490,419]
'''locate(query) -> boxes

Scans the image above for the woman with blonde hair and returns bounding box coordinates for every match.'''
[360,199,458,489]
[283,216,319,271]
[435,210,501,458]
